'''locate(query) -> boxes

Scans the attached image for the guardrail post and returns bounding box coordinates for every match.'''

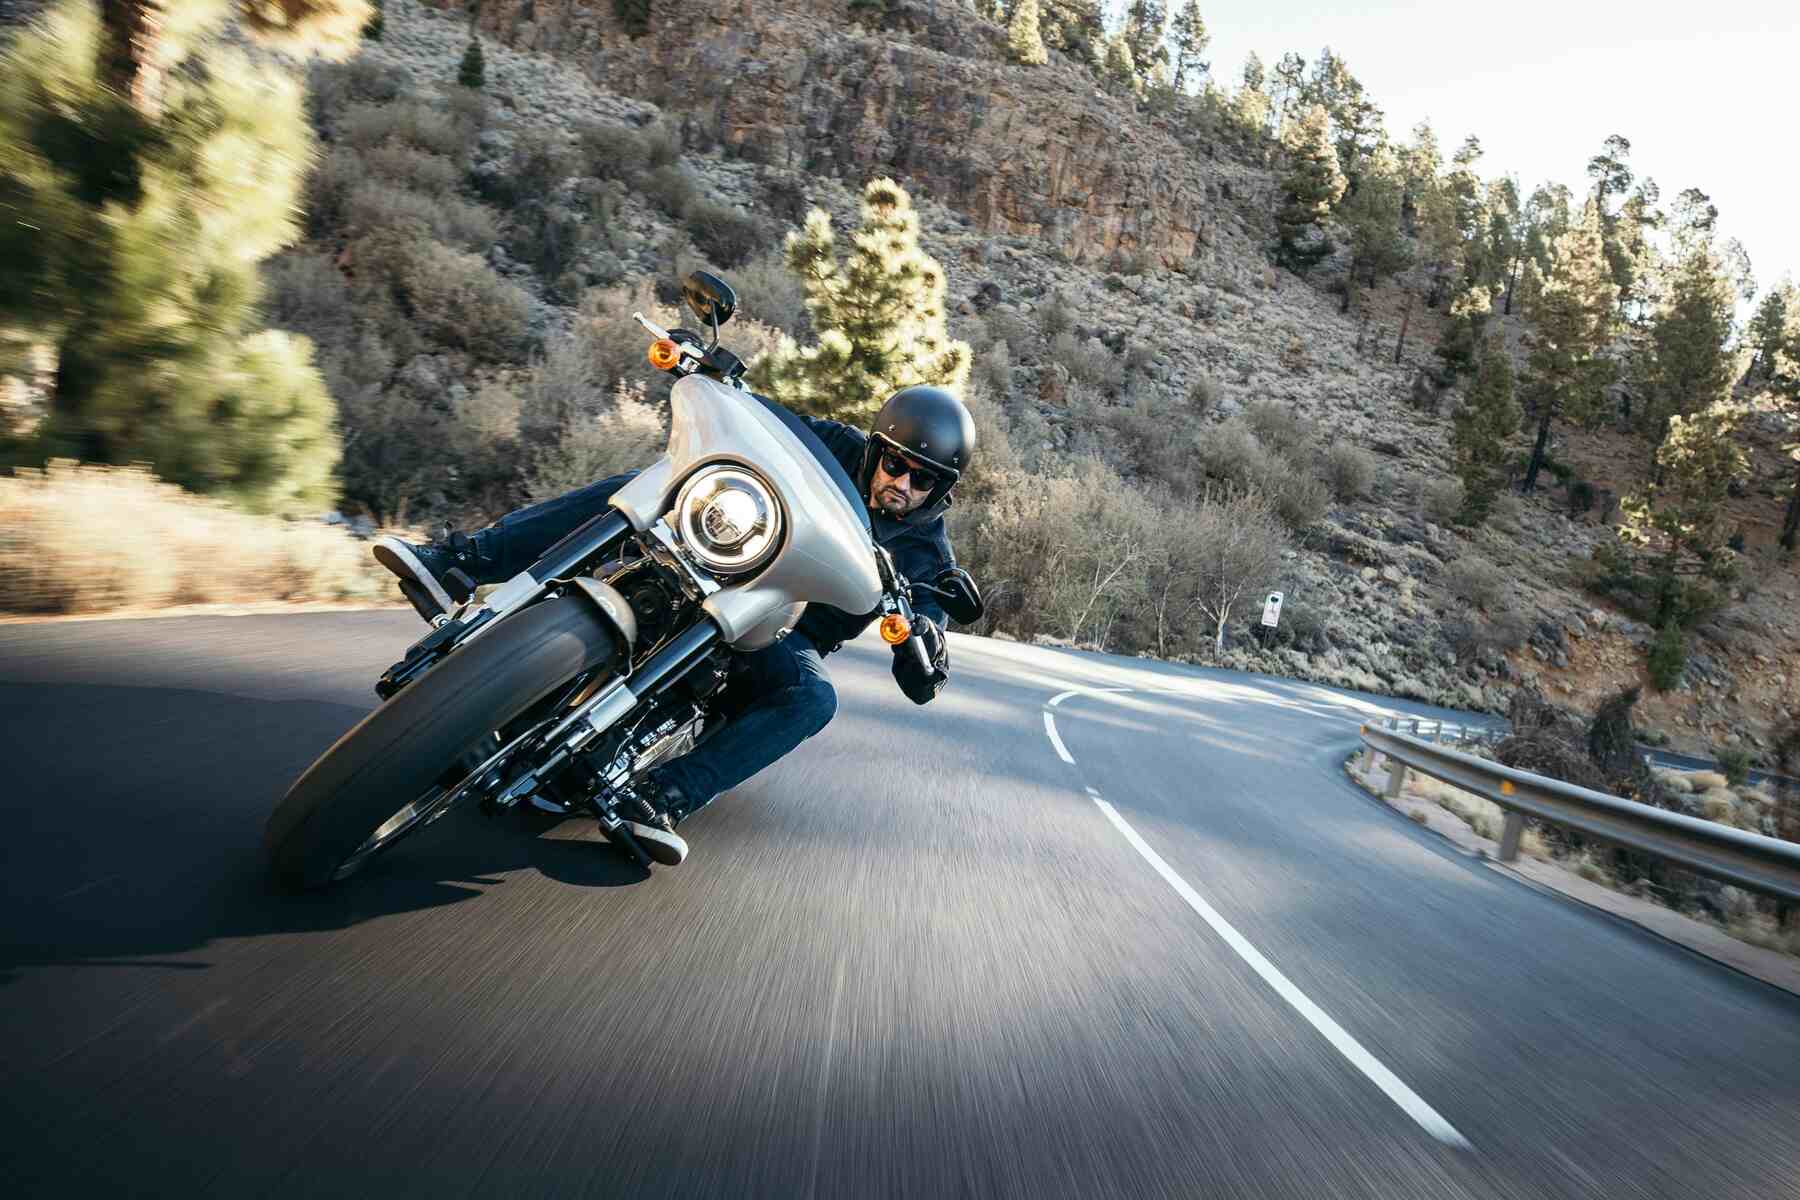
[1497,812,1524,862]
[1385,761,1408,798]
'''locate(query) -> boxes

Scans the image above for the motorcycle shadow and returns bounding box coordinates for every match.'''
[0,682,652,982]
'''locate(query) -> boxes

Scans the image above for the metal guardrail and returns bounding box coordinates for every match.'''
[1359,725,1800,905]
[1378,715,1502,751]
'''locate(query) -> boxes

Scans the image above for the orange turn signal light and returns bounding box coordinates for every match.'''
[879,613,912,645]
[648,339,680,370]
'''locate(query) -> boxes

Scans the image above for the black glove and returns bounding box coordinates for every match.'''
[892,616,949,705]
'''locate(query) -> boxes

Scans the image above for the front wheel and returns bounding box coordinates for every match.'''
[264,595,620,891]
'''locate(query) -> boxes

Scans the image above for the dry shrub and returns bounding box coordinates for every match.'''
[342,180,500,251]
[358,141,462,196]
[1323,441,1375,501]
[985,309,1036,361]
[1187,373,1218,414]
[576,120,648,180]
[338,99,475,160]
[1193,417,1329,533]
[1049,331,1124,391]
[1037,291,1075,339]
[977,341,1013,396]
[1442,553,1506,611]
[1242,399,1315,457]
[728,249,810,337]
[1421,476,1464,525]
[307,58,405,127]
[524,381,669,502]
[683,199,774,268]
[1688,770,1728,791]
[640,163,698,217]
[264,251,354,348]
[368,235,531,361]
[0,462,391,614]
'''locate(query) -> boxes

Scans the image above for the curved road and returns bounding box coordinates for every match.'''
[2,613,1798,1198]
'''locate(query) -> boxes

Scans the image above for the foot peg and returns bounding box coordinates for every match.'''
[444,567,477,605]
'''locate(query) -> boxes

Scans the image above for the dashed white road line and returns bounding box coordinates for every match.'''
[1047,686,1473,1152]
[1043,711,1075,764]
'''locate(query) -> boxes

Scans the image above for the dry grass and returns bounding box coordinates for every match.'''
[1401,772,1551,857]
[0,462,394,615]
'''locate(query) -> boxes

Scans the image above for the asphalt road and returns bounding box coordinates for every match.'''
[3,612,1799,1199]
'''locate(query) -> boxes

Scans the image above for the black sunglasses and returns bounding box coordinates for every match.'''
[878,450,942,492]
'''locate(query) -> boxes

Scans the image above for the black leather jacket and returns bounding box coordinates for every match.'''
[791,414,956,704]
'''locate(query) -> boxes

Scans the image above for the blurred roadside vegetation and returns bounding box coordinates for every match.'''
[1,1,373,516]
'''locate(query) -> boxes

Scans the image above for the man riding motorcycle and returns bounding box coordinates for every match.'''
[372,384,974,841]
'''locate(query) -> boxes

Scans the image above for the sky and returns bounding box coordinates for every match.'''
[1168,0,1797,300]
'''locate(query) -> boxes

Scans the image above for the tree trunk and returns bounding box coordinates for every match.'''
[1503,258,1520,315]
[98,0,169,117]
[1393,297,1411,364]
[1521,403,1553,493]
[1782,465,1800,552]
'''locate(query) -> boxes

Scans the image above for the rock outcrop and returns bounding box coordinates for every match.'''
[428,0,1233,267]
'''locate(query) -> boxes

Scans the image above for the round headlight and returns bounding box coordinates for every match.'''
[675,466,782,574]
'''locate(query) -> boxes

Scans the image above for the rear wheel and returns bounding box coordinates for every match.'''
[264,596,619,891]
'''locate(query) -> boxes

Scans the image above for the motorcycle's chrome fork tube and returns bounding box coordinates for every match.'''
[547,619,723,752]
[530,510,632,584]
[494,620,724,815]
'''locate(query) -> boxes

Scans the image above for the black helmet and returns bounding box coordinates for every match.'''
[860,385,976,524]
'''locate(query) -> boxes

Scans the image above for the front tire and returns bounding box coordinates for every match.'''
[264,595,619,891]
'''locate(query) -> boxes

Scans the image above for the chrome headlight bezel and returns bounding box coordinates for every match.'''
[673,464,783,575]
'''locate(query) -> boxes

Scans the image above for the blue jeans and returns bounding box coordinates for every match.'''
[467,475,840,809]
[654,633,839,810]
[467,473,637,582]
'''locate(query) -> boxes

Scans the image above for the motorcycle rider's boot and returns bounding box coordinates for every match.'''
[614,776,693,867]
[373,529,484,623]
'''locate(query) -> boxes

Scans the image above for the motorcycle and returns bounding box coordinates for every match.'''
[263,271,984,889]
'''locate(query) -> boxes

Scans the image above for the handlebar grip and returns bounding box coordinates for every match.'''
[910,630,932,675]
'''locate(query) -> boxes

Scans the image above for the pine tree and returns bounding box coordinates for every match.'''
[1616,402,1749,624]
[1101,32,1138,96]
[1007,0,1049,66]
[747,178,972,423]
[1230,52,1270,141]
[458,36,485,89]
[1753,283,1800,549]
[1038,0,1104,65]
[1121,0,1167,85]
[1337,142,1409,311]
[1452,336,1522,525]
[1269,51,1307,132]
[1520,201,1618,492]
[1434,285,1495,379]
[0,0,342,514]
[1272,104,1344,270]
[1638,238,1740,454]
[364,0,383,40]
[1747,281,1794,382]
[1399,120,1442,230]
[1168,0,1208,93]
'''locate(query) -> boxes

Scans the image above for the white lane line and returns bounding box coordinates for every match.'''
[1049,685,1135,708]
[1043,711,1076,764]
[1089,795,1473,1151]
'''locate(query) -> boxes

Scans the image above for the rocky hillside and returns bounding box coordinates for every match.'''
[314,0,1797,759]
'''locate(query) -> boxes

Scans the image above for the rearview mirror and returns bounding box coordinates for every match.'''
[682,271,737,331]
[932,566,984,625]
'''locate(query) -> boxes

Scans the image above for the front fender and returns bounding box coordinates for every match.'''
[565,577,638,649]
